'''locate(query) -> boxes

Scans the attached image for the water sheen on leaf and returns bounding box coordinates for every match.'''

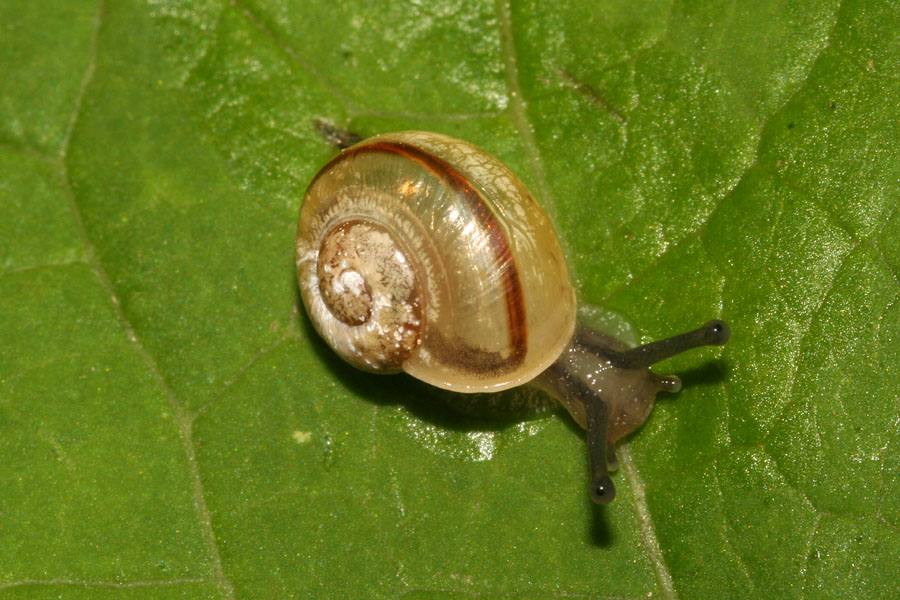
[1,0,899,598]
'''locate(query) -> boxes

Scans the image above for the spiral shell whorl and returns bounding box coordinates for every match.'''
[301,217,422,372]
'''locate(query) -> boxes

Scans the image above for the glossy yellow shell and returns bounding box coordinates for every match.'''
[296,131,576,392]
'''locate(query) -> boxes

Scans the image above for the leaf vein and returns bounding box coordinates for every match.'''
[227,0,358,111]
[494,0,555,217]
[711,465,757,593]
[798,513,823,599]
[0,259,89,278]
[618,445,678,600]
[192,332,296,421]
[0,578,209,590]
[56,2,236,597]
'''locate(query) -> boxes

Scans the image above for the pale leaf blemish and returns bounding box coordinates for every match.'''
[293,430,312,444]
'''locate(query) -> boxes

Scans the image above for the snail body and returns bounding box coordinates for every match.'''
[297,131,730,504]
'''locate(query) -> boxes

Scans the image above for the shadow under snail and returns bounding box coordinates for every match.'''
[295,130,730,505]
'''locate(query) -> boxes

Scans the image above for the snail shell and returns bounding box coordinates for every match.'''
[296,131,576,392]
[297,130,731,505]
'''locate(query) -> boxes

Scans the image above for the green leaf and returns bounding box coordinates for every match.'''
[2,0,898,598]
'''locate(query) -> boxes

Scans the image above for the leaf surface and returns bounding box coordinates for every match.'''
[2,0,899,598]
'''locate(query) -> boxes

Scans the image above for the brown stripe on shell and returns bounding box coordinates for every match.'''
[317,138,529,374]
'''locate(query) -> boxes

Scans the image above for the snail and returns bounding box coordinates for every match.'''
[295,130,730,504]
